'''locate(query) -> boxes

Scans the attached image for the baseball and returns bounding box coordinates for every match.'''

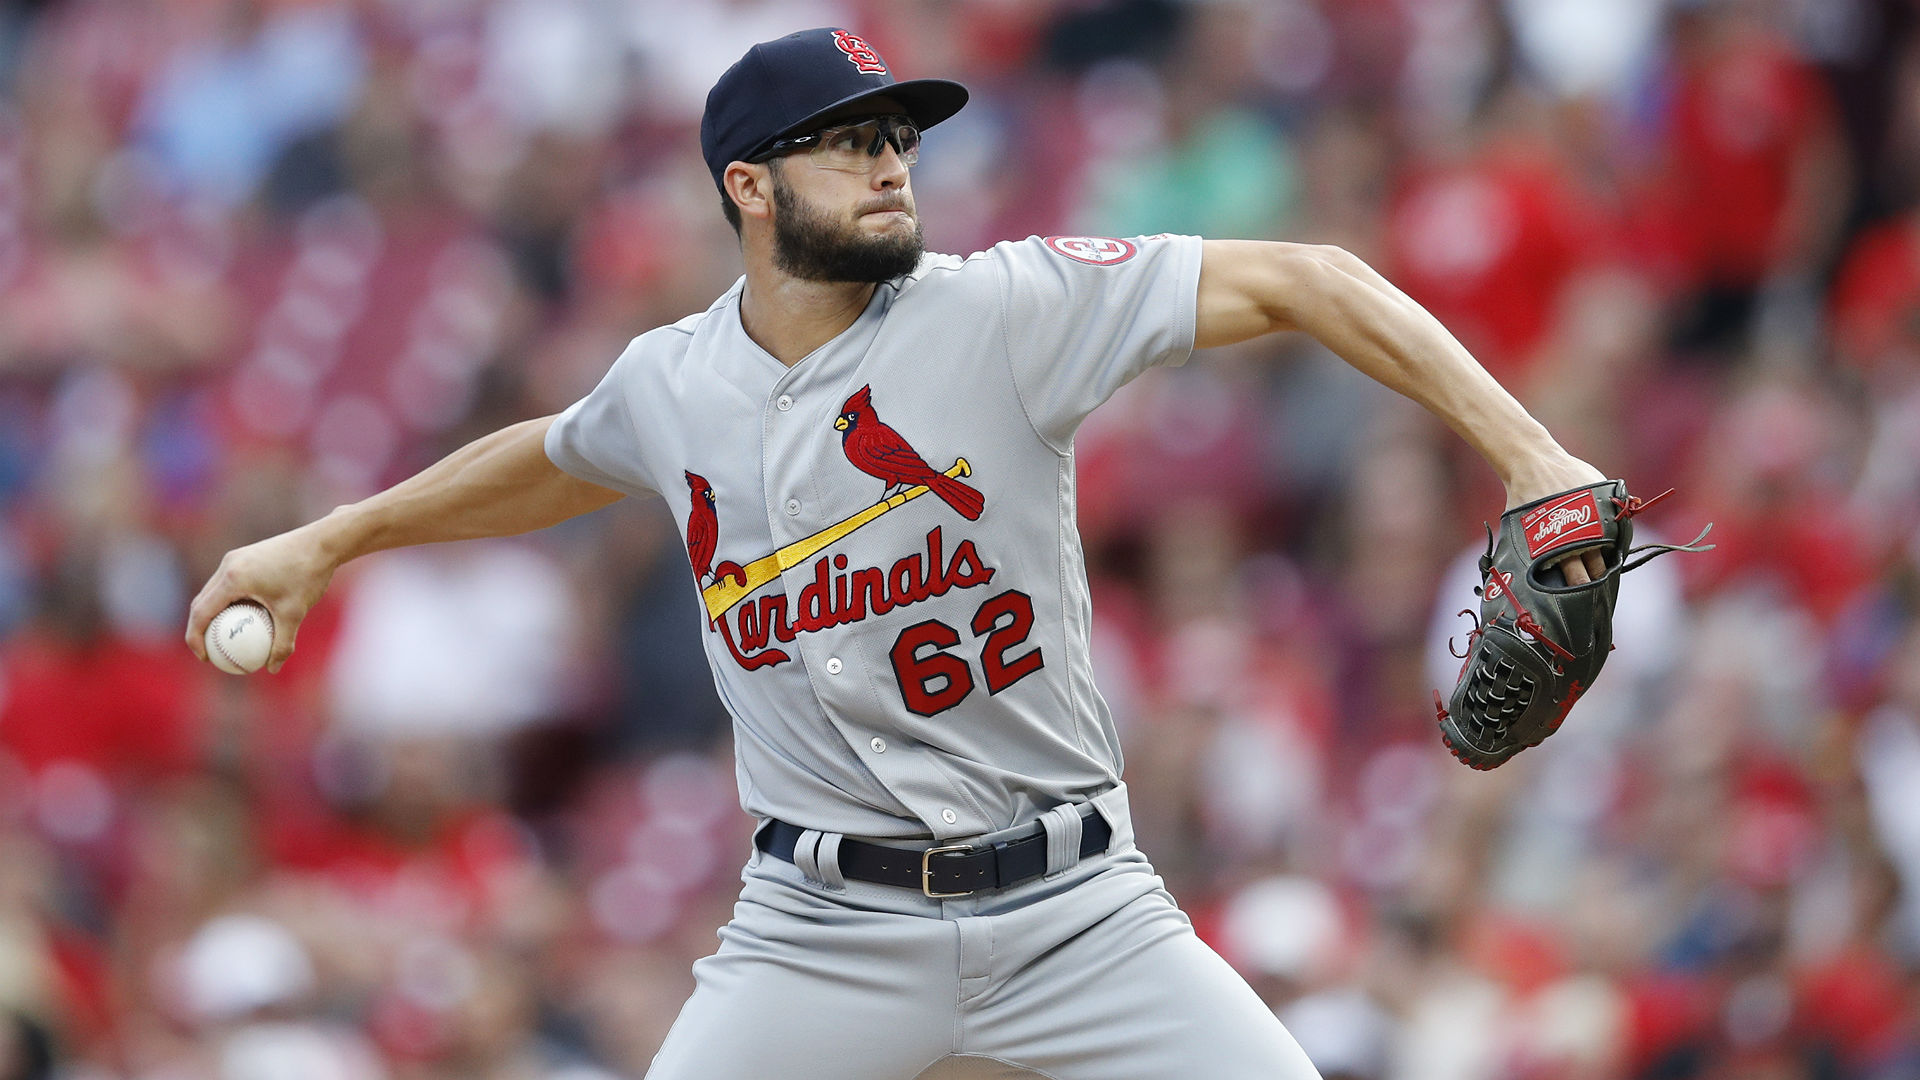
[205,601,274,675]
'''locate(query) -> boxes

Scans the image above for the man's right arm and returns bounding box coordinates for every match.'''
[184,415,625,672]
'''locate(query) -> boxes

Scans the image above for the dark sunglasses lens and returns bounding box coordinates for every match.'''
[807,118,923,170]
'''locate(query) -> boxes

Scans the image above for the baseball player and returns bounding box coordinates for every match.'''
[187,28,1609,1080]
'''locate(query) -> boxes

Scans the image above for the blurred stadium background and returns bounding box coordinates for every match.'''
[1,0,1919,1076]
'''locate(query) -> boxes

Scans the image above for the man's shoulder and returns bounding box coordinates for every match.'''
[616,281,743,363]
[889,244,1030,300]
[887,235,1189,312]
[900,238,1051,276]
[898,249,987,283]
[900,235,1187,287]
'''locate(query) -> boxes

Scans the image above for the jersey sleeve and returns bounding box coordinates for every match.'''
[995,233,1203,448]
[544,337,658,497]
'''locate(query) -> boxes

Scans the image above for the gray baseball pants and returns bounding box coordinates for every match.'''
[645,787,1323,1079]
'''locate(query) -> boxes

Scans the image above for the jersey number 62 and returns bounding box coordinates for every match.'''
[888,590,1044,716]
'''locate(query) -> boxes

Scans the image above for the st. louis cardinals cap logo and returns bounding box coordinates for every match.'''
[833,30,887,74]
[1043,236,1138,266]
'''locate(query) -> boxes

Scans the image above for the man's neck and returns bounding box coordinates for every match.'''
[739,265,880,368]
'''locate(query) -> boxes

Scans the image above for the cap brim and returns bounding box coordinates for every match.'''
[752,79,969,158]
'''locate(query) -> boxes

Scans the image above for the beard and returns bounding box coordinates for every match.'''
[770,170,925,283]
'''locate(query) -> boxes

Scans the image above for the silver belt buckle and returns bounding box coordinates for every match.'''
[920,843,973,898]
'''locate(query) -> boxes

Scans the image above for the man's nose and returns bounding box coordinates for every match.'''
[871,143,908,188]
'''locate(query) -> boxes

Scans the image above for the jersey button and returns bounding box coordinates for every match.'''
[825,657,843,675]
[869,737,886,753]
[776,394,794,412]
[941,809,958,825]
[785,499,801,516]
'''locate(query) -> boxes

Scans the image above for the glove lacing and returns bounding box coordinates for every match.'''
[1611,487,1717,573]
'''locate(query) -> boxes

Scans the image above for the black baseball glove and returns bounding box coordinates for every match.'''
[1435,480,1711,770]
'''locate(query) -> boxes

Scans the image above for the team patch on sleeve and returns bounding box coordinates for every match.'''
[1042,236,1138,265]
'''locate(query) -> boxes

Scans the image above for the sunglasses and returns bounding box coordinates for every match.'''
[750,115,922,172]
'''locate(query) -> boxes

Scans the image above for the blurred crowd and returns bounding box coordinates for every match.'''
[2,0,1920,1077]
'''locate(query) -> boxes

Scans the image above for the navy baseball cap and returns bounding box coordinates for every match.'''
[701,28,969,191]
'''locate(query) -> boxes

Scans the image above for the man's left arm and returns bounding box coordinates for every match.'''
[1196,239,1607,582]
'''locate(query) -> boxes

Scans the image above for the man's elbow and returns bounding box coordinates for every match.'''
[1277,242,1367,282]
[1260,243,1367,329]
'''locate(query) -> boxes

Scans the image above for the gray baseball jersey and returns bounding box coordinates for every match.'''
[547,233,1200,841]
[548,233,1323,1080]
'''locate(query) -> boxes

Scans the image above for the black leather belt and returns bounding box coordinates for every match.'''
[758,808,1113,897]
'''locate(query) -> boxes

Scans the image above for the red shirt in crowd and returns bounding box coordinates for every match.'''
[1656,26,1834,289]
[1830,213,1920,370]
[1387,142,1608,384]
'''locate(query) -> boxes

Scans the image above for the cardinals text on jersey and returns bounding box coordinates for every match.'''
[679,386,1044,714]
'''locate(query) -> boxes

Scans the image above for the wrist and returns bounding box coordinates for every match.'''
[1499,446,1607,509]
[310,504,375,568]
[1484,423,1562,488]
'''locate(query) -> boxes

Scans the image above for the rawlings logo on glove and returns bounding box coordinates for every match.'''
[1434,480,1713,771]
[1522,491,1603,557]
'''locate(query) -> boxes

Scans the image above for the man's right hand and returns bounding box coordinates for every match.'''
[185,519,343,674]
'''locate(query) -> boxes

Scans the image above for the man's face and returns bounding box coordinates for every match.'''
[763,108,924,283]
[769,167,924,283]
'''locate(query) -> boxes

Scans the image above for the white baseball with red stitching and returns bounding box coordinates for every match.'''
[205,601,273,675]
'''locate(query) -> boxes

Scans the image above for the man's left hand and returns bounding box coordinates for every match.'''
[1504,453,1609,585]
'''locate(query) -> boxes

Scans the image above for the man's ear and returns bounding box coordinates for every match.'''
[725,161,775,224]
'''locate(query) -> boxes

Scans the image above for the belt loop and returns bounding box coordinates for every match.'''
[1039,803,1083,879]
[1090,783,1132,853]
[815,832,846,890]
[794,829,825,884]
[750,819,774,867]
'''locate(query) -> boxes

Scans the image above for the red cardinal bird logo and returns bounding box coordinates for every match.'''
[683,470,720,582]
[834,385,984,520]
[683,471,744,587]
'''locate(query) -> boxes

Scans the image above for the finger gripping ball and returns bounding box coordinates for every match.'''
[206,601,274,675]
